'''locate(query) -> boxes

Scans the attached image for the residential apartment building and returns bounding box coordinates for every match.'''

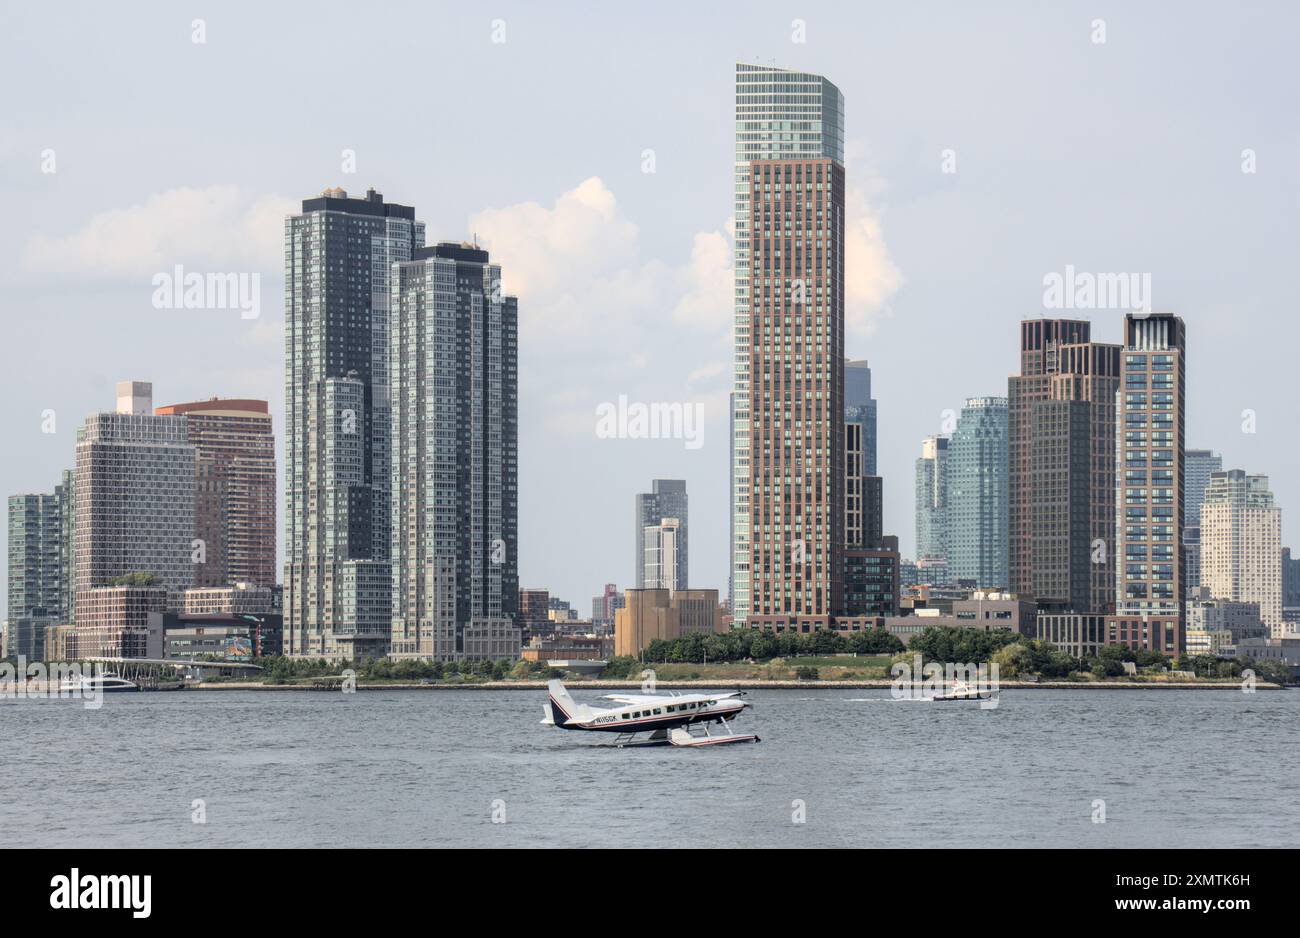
[1008,319,1119,614]
[1108,313,1187,655]
[389,242,519,660]
[732,63,844,627]
[73,381,195,635]
[1201,469,1283,637]
[283,187,424,658]
[155,398,276,588]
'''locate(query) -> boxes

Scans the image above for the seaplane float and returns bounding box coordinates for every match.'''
[542,679,760,747]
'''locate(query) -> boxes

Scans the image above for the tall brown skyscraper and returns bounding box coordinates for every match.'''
[155,398,276,588]
[1108,313,1186,654]
[731,64,844,627]
[745,156,845,630]
[1008,320,1119,613]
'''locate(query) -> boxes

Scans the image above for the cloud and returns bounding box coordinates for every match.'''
[672,230,732,330]
[845,184,903,336]
[470,173,898,440]
[23,185,295,279]
[686,360,729,389]
[469,176,640,303]
[468,177,739,440]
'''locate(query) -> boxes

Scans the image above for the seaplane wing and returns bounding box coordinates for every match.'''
[601,693,668,705]
[602,690,744,704]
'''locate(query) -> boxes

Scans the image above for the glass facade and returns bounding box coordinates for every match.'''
[947,397,1008,588]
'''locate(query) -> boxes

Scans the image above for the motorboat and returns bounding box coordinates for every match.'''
[58,673,140,694]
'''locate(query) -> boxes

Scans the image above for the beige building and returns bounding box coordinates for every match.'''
[1201,470,1283,637]
[45,623,76,661]
[642,518,683,591]
[182,583,276,616]
[461,617,522,661]
[614,588,721,657]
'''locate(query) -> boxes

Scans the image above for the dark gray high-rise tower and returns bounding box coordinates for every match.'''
[283,187,425,658]
[635,480,688,591]
[1183,448,1222,596]
[845,360,877,476]
[389,242,519,660]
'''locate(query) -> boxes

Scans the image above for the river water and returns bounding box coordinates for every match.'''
[3,687,1295,848]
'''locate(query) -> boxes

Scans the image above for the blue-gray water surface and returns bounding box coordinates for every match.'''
[3,687,1296,848]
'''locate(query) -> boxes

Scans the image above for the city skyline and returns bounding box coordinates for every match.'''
[4,3,1298,610]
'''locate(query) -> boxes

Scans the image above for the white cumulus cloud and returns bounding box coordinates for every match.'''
[23,185,295,279]
[845,184,903,337]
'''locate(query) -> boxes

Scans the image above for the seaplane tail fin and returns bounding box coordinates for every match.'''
[547,679,593,725]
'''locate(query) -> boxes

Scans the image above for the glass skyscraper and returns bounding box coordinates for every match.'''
[914,436,949,563]
[7,493,62,621]
[947,397,1008,588]
[1182,448,1222,596]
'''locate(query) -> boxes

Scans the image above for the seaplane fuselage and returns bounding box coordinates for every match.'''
[543,679,747,733]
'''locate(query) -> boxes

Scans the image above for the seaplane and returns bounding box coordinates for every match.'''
[541,679,760,747]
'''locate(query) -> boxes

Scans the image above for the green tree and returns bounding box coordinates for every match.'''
[992,642,1033,678]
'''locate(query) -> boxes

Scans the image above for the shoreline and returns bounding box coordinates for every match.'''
[4,678,1284,695]
[184,678,1284,691]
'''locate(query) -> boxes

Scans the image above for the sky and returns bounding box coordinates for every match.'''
[2,1,1297,612]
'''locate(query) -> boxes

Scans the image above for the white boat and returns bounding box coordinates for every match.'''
[58,674,140,694]
[931,679,991,702]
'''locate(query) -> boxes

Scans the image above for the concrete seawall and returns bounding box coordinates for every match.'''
[184,678,1283,691]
